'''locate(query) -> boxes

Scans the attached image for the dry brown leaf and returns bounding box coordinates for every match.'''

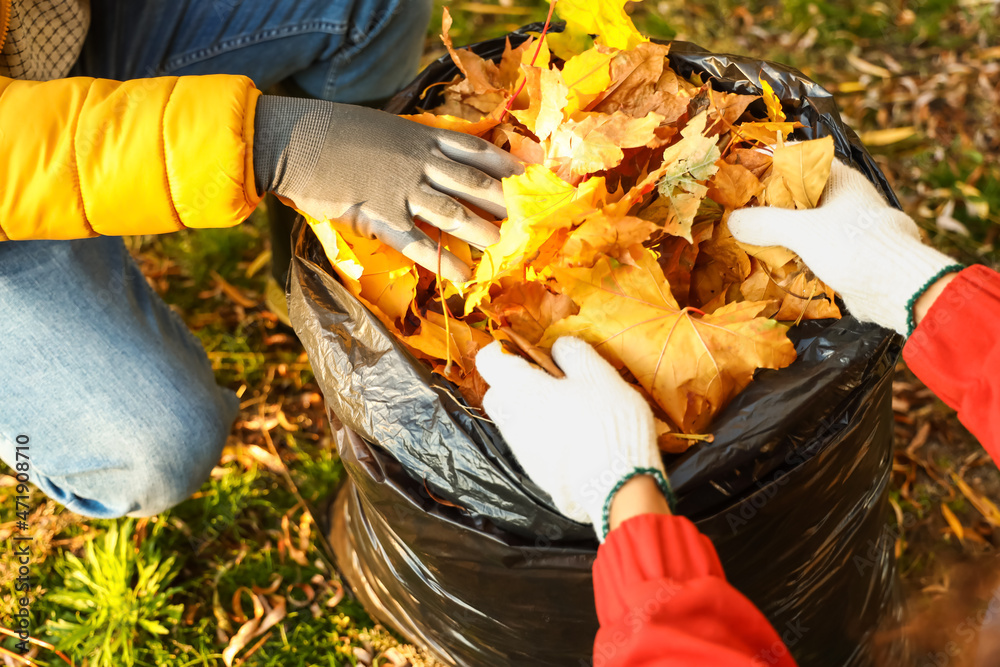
[707,91,758,135]
[593,42,673,116]
[544,247,797,432]
[707,162,765,209]
[485,281,577,344]
[441,8,505,96]
[741,262,841,321]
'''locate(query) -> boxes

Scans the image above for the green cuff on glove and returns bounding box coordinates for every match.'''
[904,264,965,337]
[600,467,676,541]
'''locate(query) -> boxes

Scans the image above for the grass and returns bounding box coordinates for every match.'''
[2,1,999,665]
[45,521,184,667]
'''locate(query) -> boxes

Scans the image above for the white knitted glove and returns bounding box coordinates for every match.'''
[476,337,672,541]
[728,159,963,336]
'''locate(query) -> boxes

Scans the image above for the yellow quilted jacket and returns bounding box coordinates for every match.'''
[0,0,262,241]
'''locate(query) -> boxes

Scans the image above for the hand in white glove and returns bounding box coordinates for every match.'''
[476,337,673,541]
[728,159,964,336]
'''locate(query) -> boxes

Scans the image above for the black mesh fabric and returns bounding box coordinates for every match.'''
[0,0,90,81]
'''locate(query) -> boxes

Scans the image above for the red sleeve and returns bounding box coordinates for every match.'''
[592,514,798,667]
[903,265,1000,459]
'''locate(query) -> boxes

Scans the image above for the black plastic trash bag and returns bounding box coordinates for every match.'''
[289,26,908,667]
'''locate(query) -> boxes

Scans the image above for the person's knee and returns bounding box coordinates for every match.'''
[121,397,237,517]
[29,388,237,519]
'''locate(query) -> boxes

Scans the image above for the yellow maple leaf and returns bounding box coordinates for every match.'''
[316,222,418,324]
[512,65,568,141]
[561,47,615,116]
[772,136,835,209]
[544,246,797,433]
[732,121,800,145]
[555,0,648,53]
[402,308,493,374]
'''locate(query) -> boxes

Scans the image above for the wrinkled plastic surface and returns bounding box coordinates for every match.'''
[290,28,908,667]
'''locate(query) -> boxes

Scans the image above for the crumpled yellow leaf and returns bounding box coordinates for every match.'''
[547,110,664,177]
[494,124,546,163]
[554,0,648,53]
[497,36,533,91]
[760,79,786,122]
[707,161,765,210]
[706,91,758,135]
[308,218,364,281]
[544,246,797,432]
[772,136,835,209]
[403,308,493,373]
[512,65,568,141]
[555,211,659,268]
[466,165,606,313]
[312,222,417,324]
[741,262,841,322]
[762,170,797,209]
[689,220,751,310]
[738,240,797,269]
[732,121,801,145]
[640,192,702,242]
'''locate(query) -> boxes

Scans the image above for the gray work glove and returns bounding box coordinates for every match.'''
[253,96,523,282]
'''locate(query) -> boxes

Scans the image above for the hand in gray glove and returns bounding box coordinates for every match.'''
[253,96,524,282]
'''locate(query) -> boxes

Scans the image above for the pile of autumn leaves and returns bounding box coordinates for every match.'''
[309,7,841,450]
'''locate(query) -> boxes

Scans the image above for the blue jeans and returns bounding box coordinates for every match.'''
[0,0,431,518]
